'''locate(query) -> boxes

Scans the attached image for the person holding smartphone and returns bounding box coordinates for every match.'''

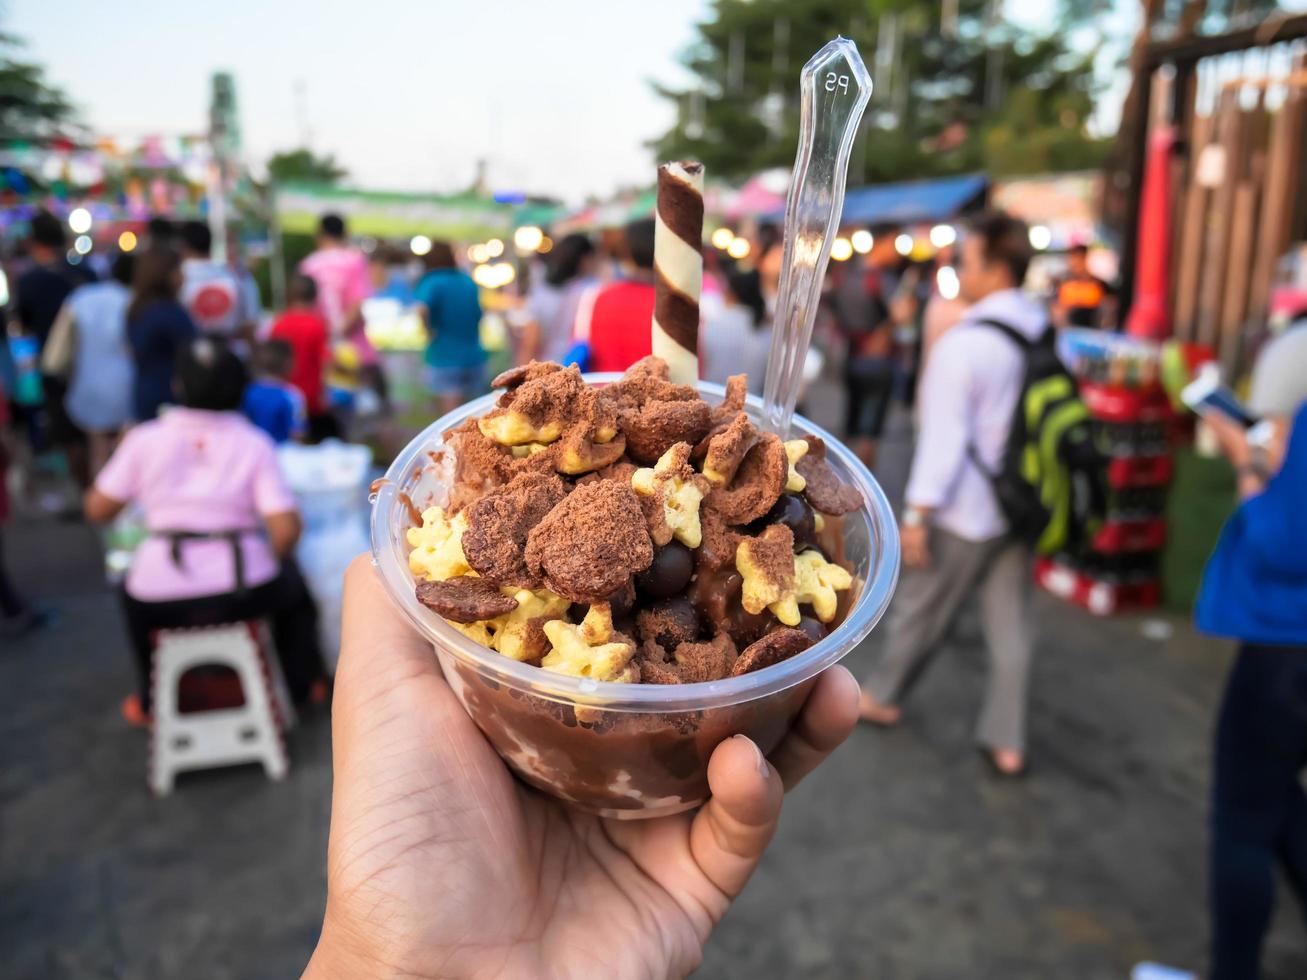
[1196,348,1307,977]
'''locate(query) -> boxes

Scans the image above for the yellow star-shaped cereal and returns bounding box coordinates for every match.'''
[793,549,853,623]
[494,588,572,662]
[510,442,552,459]
[478,411,564,447]
[452,620,497,647]
[783,439,808,492]
[736,526,800,626]
[407,507,472,582]
[541,603,638,682]
[631,444,707,548]
[445,586,570,663]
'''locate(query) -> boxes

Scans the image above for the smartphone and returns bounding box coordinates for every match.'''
[1181,366,1259,429]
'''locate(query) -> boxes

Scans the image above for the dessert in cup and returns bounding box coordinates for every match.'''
[371,359,898,818]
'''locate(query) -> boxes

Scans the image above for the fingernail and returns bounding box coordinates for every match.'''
[734,734,769,779]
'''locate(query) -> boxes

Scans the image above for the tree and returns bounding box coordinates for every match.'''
[650,0,1112,184]
[266,148,348,185]
[0,31,76,142]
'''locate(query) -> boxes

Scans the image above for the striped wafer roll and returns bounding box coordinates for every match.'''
[652,160,704,385]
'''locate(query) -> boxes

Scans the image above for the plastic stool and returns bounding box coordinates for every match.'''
[148,623,290,796]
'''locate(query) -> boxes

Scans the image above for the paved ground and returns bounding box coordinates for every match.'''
[3,396,1307,979]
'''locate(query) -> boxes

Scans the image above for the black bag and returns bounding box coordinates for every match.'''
[969,319,1107,554]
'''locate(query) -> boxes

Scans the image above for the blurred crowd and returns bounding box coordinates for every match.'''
[0,206,1128,700]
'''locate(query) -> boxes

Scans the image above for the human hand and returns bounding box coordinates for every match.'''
[304,557,860,980]
[900,522,930,569]
[1203,412,1252,470]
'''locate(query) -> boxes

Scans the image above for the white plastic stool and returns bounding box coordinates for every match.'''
[148,623,291,796]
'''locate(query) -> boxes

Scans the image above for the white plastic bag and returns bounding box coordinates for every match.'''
[277,442,373,670]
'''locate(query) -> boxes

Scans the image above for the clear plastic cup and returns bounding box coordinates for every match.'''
[370,375,900,819]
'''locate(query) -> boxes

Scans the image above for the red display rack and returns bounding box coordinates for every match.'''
[1036,370,1172,611]
[1034,556,1161,616]
[1107,454,1174,488]
[1080,382,1175,423]
[1091,518,1167,554]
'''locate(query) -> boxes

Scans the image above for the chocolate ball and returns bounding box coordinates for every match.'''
[606,580,637,617]
[636,541,694,599]
[751,493,817,551]
[637,596,701,650]
[797,616,827,643]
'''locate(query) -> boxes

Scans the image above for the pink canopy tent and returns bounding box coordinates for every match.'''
[724,169,789,221]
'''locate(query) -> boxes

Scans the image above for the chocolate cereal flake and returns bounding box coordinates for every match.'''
[524,481,654,602]
[621,399,712,464]
[710,374,748,423]
[708,433,789,524]
[701,412,757,485]
[601,356,699,410]
[491,360,563,390]
[796,436,863,515]
[674,632,738,682]
[416,577,520,624]
[462,472,568,586]
[730,627,813,677]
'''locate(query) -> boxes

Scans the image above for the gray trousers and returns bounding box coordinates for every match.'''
[864,527,1034,752]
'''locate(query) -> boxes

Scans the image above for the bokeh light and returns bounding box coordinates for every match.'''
[726,237,751,259]
[894,233,914,256]
[410,235,433,256]
[485,238,504,258]
[830,237,854,262]
[1028,225,1052,250]
[117,231,138,252]
[73,234,93,255]
[851,230,873,254]
[472,262,516,289]
[711,227,735,250]
[68,207,92,234]
[513,226,544,252]
[929,224,957,248]
[936,265,960,300]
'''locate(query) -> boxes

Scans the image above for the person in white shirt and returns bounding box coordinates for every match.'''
[859,212,1044,777]
[178,220,257,343]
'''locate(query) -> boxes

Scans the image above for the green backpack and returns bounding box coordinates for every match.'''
[970,319,1107,555]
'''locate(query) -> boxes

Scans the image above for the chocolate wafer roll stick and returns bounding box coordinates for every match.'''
[652,160,704,385]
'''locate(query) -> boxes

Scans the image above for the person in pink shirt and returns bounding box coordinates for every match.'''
[297,212,371,339]
[298,213,388,435]
[298,213,374,350]
[85,338,327,725]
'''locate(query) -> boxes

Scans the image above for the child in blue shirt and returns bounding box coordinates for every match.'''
[242,340,306,444]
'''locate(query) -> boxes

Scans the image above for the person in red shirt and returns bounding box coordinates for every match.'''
[577,218,658,373]
[269,275,336,441]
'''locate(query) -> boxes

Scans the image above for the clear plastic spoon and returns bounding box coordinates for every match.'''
[761,37,872,437]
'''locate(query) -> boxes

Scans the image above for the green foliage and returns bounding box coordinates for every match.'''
[0,31,76,141]
[267,148,349,185]
[651,0,1111,183]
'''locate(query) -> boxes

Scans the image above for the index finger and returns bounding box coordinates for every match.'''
[767,666,860,790]
[337,553,444,708]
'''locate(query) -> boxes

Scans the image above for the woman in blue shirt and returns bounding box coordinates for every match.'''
[127,246,198,421]
[413,241,485,416]
[1197,402,1307,980]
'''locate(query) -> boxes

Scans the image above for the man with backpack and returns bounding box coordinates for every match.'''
[859,211,1096,777]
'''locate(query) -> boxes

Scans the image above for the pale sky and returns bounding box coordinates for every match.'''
[11,0,1143,203]
[9,0,709,203]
